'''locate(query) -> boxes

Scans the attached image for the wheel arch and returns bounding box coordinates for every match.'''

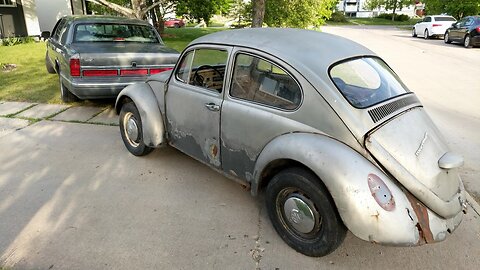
[251,132,422,245]
[115,83,166,147]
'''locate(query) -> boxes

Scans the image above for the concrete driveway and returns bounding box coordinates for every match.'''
[1,26,479,269]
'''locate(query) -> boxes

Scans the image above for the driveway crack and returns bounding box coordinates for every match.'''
[249,205,265,270]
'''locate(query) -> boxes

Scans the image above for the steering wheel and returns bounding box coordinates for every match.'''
[192,65,223,88]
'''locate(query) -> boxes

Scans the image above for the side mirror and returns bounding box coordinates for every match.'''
[41,31,50,39]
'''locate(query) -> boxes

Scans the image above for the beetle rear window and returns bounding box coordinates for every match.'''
[74,23,160,43]
[330,57,410,108]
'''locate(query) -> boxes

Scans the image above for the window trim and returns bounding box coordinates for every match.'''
[328,55,411,109]
[228,50,304,112]
[173,46,229,94]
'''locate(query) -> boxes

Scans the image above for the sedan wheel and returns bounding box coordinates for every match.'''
[424,29,429,40]
[444,32,452,44]
[464,35,472,48]
[119,102,154,156]
[266,167,346,257]
[59,74,78,103]
[412,28,417,37]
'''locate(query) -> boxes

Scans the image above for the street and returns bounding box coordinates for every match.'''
[1,26,479,269]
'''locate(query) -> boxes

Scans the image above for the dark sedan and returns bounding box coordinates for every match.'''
[45,16,180,102]
[444,15,480,48]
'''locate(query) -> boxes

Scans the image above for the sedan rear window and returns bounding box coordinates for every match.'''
[434,16,456,22]
[330,57,409,108]
[74,23,160,43]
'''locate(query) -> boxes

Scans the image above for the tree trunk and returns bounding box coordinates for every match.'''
[392,1,397,21]
[251,0,265,28]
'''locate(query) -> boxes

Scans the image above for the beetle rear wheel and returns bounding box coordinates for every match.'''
[266,167,346,257]
[119,102,154,156]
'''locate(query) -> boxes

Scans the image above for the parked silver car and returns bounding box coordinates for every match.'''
[115,28,467,257]
[45,16,179,102]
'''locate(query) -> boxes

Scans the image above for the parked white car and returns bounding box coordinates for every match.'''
[413,15,457,39]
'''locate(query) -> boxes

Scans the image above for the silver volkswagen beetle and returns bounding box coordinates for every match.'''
[115,28,467,257]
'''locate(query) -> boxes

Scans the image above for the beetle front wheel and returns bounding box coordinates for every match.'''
[119,102,154,156]
[265,167,346,257]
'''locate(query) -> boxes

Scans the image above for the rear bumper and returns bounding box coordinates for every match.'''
[62,75,147,99]
[430,27,449,36]
[471,35,480,46]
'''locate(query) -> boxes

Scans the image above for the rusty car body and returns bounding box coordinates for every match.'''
[45,15,179,102]
[115,28,467,257]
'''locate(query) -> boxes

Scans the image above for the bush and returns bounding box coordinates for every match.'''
[376,13,410,21]
[328,11,348,23]
[1,36,36,46]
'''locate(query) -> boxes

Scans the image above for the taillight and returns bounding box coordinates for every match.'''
[368,173,395,211]
[70,58,81,77]
[83,69,118,77]
[432,24,442,27]
[120,69,148,76]
[476,27,480,33]
[150,67,173,75]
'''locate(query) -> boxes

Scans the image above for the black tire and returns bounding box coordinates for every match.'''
[174,23,180,28]
[119,102,154,156]
[59,73,79,103]
[424,29,429,40]
[265,167,346,257]
[444,32,452,44]
[45,53,56,74]
[464,35,472,48]
[412,28,417,37]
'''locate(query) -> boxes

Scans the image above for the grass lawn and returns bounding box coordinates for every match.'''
[327,17,421,26]
[0,27,226,104]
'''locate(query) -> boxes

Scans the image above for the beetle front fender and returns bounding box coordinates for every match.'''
[252,133,425,245]
[115,83,165,148]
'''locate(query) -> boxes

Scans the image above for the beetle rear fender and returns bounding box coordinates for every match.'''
[252,132,424,245]
[115,83,165,147]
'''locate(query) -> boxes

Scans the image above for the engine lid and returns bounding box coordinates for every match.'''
[365,107,464,218]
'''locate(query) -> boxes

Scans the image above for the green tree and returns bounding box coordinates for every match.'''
[264,0,338,28]
[230,0,252,26]
[423,0,480,19]
[384,0,412,21]
[176,0,231,25]
[363,0,383,11]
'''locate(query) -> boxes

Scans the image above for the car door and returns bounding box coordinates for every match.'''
[165,46,231,168]
[47,18,67,72]
[451,18,466,41]
[422,17,432,36]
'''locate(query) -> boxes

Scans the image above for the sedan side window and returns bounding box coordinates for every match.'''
[230,53,302,110]
[425,17,432,22]
[174,48,228,93]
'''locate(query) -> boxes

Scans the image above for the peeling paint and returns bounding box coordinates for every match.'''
[406,193,434,245]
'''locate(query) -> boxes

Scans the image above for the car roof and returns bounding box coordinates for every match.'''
[65,15,149,25]
[189,28,375,73]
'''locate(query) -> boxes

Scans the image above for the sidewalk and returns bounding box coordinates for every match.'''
[0,101,118,138]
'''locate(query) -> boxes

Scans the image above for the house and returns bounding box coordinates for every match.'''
[0,0,86,38]
[337,0,419,18]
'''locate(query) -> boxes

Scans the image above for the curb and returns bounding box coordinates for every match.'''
[466,192,480,216]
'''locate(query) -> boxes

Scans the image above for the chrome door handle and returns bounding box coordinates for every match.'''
[205,103,220,112]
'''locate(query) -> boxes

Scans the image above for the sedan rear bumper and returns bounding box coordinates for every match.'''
[62,75,147,99]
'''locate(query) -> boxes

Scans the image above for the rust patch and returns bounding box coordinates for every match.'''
[211,144,218,157]
[406,193,434,245]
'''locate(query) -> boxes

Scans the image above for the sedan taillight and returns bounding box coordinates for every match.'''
[476,27,480,33]
[150,67,173,75]
[432,24,442,27]
[83,69,118,77]
[70,58,81,77]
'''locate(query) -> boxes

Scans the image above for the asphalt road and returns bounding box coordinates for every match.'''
[1,26,479,269]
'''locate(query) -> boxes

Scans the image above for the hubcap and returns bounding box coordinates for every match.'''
[465,36,470,47]
[123,112,140,147]
[283,196,315,234]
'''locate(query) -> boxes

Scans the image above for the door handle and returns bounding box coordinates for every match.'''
[204,103,220,112]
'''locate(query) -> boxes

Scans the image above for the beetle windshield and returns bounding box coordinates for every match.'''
[330,57,410,108]
[74,23,160,43]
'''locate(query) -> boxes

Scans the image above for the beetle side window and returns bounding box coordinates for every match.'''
[174,48,228,93]
[230,53,301,110]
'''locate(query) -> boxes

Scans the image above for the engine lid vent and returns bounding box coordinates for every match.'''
[368,94,421,123]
